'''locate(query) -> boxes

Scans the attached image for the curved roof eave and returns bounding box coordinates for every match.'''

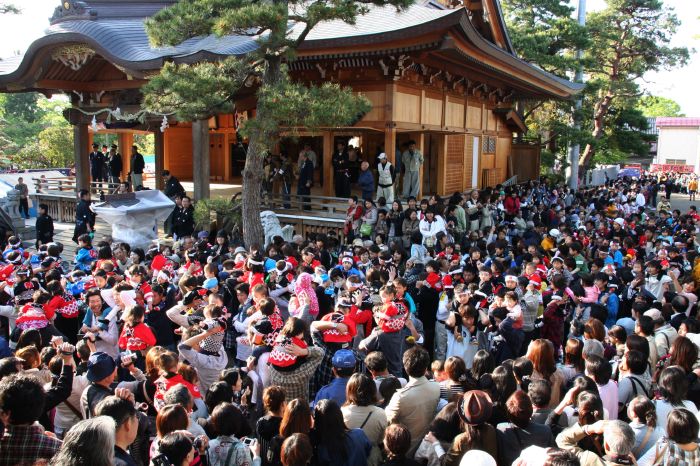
[452,14,583,96]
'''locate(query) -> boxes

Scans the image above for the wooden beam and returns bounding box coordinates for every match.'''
[154,130,165,190]
[36,79,147,92]
[192,120,211,201]
[74,124,90,191]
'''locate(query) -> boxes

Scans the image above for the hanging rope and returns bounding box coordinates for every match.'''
[74,107,176,132]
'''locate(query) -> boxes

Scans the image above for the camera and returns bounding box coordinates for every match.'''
[242,437,254,446]
[121,350,138,365]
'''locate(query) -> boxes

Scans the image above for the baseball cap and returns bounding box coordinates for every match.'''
[86,352,117,382]
[378,152,387,159]
[203,277,219,290]
[331,349,356,369]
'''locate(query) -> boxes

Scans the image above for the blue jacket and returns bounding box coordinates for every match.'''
[357,169,375,199]
[74,247,97,272]
[313,376,350,407]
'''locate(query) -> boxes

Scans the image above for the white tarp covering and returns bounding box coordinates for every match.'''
[92,190,174,248]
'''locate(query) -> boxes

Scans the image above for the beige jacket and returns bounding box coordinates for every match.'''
[385,376,440,455]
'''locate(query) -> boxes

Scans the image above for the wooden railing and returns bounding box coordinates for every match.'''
[33,177,121,196]
[503,175,518,187]
[261,192,349,216]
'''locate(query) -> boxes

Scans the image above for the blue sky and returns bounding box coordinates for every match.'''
[0,0,698,115]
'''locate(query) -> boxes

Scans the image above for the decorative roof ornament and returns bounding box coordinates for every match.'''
[50,1,95,24]
[51,45,95,71]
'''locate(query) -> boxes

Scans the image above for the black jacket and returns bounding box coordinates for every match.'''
[164,176,186,198]
[173,206,195,237]
[108,153,123,176]
[75,199,95,228]
[35,213,54,243]
[131,152,145,174]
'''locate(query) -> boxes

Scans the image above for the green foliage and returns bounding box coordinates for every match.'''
[142,58,251,121]
[637,95,684,118]
[501,0,588,75]
[241,73,371,137]
[134,134,155,155]
[193,197,241,229]
[0,94,75,168]
[506,0,689,170]
[15,125,74,169]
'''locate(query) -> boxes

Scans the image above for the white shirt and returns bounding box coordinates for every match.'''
[418,216,447,243]
[636,193,646,207]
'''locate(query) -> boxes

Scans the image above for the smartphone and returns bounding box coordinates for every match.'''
[242,437,254,446]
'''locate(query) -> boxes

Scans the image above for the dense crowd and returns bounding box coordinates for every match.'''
[1,173,700,466]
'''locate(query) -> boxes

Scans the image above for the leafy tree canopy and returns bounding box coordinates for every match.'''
[637,95,684,118]
[143,0,411,245]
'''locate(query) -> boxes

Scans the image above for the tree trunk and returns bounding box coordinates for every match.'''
[192,119,210,201]
[578,90,613,173]
[241,54,283,248]
[241,132,267,247]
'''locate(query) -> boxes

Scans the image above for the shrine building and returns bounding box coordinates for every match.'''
[0,0,581,198]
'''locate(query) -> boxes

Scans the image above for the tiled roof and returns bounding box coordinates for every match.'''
[656,117,700,127]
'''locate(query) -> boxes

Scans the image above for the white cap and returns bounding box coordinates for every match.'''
[378,152,386,159]
[459,450,496,466]
[614,218,625,226]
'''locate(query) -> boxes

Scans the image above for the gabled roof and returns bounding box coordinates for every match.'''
[655,117,700,128]
[0,0,581,98]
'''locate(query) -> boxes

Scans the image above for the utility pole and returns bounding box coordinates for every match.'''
[566,0,586,191]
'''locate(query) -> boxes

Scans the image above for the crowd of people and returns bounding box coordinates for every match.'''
[0,172,699,466]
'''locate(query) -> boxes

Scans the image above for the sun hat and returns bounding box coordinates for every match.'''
[457,390,493,425]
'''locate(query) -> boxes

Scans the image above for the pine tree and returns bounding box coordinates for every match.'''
[143,0,411,246]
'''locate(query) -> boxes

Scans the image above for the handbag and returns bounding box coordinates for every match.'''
[359,223,373,237]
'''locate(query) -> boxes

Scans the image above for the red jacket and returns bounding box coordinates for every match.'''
[321,312,357,343]
[119,322,157,351]
[504,196,521,215]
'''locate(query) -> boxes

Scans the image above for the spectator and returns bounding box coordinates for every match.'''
[385,346,440,455]
[0,374,63,466]
[49,416,116,466]
[342,373,388,466]
[94,395,140,466]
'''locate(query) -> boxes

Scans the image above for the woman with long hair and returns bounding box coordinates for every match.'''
[653,366,700,428]
[489,365,517,425]
[669,335,700,406]
[414,402,461,466]
[527,339,566,408]
[312,399,371,466]
[342,373,387,466]
[267,398,313,466]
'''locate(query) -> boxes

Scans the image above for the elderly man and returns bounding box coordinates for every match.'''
[401,140,423,198]
[556,419,636,466]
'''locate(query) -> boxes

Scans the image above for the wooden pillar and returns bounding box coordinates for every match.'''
[154,130,165,190]
[74,124,90,191]
[416,132,425,199]
[223,133,232,182]
[384,127,396,165]
[322,131,334,197]
[119,133,133,176]
[192,120,210,200]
